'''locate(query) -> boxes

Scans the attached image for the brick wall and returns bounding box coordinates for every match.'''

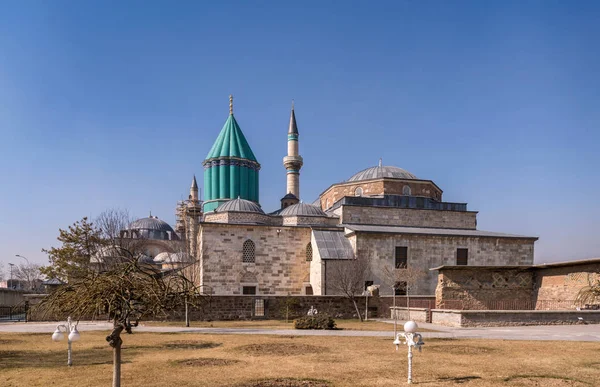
[341,206,477,229]
[319,179,442,210]
[432,310,600,327]
[435,268,535,310]
[535,263,600,309]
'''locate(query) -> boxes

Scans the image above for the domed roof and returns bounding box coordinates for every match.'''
[280,202,327,217]
[348,165,417,182]
[128,216,175,233]
[215,198,264,214]
[153,252,188,264]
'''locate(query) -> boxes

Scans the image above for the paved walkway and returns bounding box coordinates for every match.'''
[1,320,599,342]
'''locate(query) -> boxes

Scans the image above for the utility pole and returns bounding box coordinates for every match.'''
[8,263,14,289]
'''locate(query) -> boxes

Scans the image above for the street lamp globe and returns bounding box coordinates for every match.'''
[68,327,81,342]
[403,320,418,333]
[52,329,64,342]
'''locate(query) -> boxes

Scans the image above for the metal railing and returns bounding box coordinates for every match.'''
[0,305,28,322]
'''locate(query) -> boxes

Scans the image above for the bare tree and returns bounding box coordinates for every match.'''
[0,262,4,282]
[13,263,43,291]
[576,272,600,307]
[327,257,371,322]
[95,208,133,242]
[381,263,427,332]
[37,215,203,387]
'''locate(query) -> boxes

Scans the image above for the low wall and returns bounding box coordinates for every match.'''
[390,307,429,323]
[0,289,24,306]
[431,309,600,327]
[176,295,385,321]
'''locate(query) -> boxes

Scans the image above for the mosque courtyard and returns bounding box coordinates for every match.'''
[1,321,599,386]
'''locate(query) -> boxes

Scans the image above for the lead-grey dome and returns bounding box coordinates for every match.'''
[215,198,264,214]
[348,165,417,182]
[280,202,327,217]
[128,216,175,233]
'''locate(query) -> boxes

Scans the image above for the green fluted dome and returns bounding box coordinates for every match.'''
[205,115,257,161]
[203,111,260,213]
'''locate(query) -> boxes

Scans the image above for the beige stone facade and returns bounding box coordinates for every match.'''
[339,206,477,229]
[198,223,312,295]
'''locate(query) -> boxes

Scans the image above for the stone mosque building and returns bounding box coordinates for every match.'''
[126,96,538,296]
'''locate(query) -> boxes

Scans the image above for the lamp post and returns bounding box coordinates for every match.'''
[15,254,30,265]
[393,320,425,384]
[51,317,81,366]
[8,263,14,289]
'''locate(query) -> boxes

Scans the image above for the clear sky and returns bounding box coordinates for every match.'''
[1,1,599,269]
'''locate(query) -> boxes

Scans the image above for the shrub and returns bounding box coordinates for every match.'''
[294,314,336,330]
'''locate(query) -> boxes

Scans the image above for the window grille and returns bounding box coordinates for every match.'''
[243,286,256,295]
[254,299,265,317]
[402,185,411,195]
[243,239,255,263]
[395,246,408,268]
[306,243,313,261]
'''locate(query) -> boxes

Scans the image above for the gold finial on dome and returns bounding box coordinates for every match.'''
[229,94,233,115]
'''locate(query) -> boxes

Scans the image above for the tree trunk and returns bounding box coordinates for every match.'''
[106,324,124,387]
[352,298,363,322]
[185,297,190,328]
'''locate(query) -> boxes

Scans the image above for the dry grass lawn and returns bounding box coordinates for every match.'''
[0,331,599,386]
[142,319,436,332]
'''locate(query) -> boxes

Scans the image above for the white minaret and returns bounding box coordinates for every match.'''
[282,102,303,202]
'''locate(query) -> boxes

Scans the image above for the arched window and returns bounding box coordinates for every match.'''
[355,187,363,197]
[402,185,411,196]
[242,239,255,263]
[306,243,313,261]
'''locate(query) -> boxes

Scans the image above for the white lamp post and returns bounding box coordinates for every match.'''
[51,316,80,366]
[393,320,425,384]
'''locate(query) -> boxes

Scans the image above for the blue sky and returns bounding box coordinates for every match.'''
[1,1,599,268]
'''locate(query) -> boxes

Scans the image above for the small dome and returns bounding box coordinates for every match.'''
[281,193,298,200]
[348,165,417,182]
[153,252,171,263]
[215,198,264,214]
[128,216,175,233]
[280,202,327,217]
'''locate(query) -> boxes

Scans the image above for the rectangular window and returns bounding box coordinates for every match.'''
[242,286,257,295]
[394,281,407,296]
[457,248,468,265]
[395,246,408,268]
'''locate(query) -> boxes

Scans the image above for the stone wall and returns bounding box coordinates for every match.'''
[174,295,384,321]
[390,307,430,323]
[341,206,477,229]
[203,211,281,226]
[319,179,442,210]
[535,263,600,309]
[435,268,535,310]
[0,289,24,306]
[199,223,312,295]
[355,233,535,295]
[282,215,338,227]
[431,309,600,327]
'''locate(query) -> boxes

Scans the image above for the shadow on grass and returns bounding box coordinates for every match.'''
[234,343,328,356]
[232,378,332,387]
[437,376,481,384]
[171,357,241,367]
[503,375,592,386]
[0,348,132,369]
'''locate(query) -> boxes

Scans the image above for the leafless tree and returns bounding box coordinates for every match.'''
[327,257,372,322]
[381,262,427,332]
[95,208,133,242]
[13,263,43,291]
[576,272,600,307]
[0,262,5,282]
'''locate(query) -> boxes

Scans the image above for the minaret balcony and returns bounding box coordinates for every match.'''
[283,155,303,169]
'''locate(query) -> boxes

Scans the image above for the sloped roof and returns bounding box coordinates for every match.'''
[344,224,538,240]
[205,115,257,161]
[312,230,355,260]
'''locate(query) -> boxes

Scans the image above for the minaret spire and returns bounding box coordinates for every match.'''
[282,101,303,207]
[190,175,199,201]
[229,94,233,115]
